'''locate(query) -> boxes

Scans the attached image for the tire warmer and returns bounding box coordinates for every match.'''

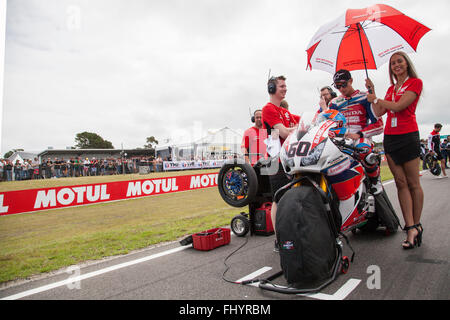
[253,176,355,294]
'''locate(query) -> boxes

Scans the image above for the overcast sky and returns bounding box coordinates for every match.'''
[1,0,449,155]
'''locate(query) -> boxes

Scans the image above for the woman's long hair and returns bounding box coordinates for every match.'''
[388,51,419,85]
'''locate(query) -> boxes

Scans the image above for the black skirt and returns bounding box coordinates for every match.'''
[383,131,420,165]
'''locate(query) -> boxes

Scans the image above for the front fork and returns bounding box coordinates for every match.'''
[293,173,328,193]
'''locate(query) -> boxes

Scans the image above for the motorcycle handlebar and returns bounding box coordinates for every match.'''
[331,138,381,165]
[332,138,371,154]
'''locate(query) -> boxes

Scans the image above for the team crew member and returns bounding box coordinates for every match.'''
[280,100,300,123]
[366,51,425,250]
[428,123,447,178]
[329,69,384,192]
[317,86,337,113]
[241,110,267,166]
[280,100,289,110]
[442,137,450,168]
[261,75,300,251]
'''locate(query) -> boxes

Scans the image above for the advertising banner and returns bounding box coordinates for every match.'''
[162,160,225,171]
[0,172,219,216]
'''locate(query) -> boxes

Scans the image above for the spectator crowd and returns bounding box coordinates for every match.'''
[0,156,165,181]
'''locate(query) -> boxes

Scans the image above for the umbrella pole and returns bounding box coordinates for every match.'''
[356,23,372,93]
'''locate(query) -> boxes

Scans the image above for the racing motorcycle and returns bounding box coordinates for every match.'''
[218,110,400,235]
[217,110,400,294]
[424,152,442,176]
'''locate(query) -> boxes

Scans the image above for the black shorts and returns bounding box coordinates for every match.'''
[383,131,420,165]
[269,166,292,203]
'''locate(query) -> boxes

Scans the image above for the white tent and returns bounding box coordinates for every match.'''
[8,151,39,164]
[193,127,242,160]
[156,127,243,161]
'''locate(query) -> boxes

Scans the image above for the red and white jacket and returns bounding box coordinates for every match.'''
[428,129,441,153]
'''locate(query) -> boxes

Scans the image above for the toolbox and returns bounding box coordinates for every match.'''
[192,228,231,251]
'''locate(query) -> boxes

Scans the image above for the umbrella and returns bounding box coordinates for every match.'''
[306,4,431,77]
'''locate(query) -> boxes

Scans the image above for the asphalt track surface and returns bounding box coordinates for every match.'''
[1,171,449,302]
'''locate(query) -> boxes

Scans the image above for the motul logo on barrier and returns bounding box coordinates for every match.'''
[0,172,218,216]
[34,185,111,209]
[126,178,179,197]
[0,195,8,214]
[189,174,218,188]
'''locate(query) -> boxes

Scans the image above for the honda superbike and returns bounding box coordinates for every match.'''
[424,152,442,176]
[218,111,400,235]
[217,111,400,294]
[277,111,400,233]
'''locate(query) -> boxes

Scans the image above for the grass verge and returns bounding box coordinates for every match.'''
[0,183,241,284]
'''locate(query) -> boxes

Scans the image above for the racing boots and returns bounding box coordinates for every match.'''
[369,176,382,195]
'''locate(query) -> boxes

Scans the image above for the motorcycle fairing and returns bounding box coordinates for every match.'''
[326,161,365,200]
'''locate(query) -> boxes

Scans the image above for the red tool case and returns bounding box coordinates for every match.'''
[192,228,231,251]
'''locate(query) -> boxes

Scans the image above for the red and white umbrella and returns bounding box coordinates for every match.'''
[306,4,431,76]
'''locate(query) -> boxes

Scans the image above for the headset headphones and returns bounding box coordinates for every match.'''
[267,76,277,94]
[322,86,337,98]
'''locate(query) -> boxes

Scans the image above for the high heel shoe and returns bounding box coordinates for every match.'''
[415,223,423,247]
[402,224,421,250]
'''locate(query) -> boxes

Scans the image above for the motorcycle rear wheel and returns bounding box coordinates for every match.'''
[425,154,441,176]
[217,162,258,207]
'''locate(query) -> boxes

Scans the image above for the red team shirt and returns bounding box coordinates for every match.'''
[262,103,299,146]
[241,127,268,166]
[383,77,423,135]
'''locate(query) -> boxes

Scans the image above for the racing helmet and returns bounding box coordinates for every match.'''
[318,109,347,137]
